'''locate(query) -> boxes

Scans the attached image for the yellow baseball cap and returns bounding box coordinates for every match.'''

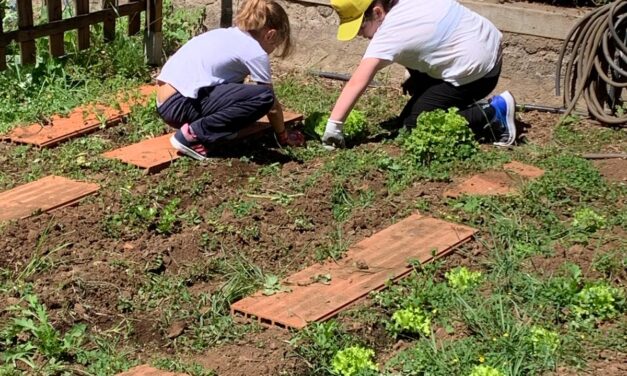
[330,0,373,41]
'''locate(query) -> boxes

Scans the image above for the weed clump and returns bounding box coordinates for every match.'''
[331,346,378,376]
[305,110,368,141]
[401,108,478,164]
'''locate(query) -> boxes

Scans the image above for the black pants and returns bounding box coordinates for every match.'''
[157,83,274,144]
[401,60,501,134]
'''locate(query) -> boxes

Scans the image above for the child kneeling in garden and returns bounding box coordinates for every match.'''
[322,0,517,150]
[156,0,305,160]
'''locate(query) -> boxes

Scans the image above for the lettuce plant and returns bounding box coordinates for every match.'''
[331,346,378,376]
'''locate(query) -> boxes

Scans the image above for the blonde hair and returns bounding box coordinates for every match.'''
[234,0,293,58]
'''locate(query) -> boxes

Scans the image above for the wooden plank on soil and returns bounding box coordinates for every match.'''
[0,176,100,222]
[4,85,155,147]
[115,364,190,376]
[231,214,476,329]
[102,111,303,173]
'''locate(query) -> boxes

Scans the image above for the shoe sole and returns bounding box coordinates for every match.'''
[493,91,517,147]
[170,135,208,161]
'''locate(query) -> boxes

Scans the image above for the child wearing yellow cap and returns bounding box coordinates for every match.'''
[323,0,517,150]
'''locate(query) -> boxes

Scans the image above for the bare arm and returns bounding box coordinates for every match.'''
[260,83,286,135]
[330,58,390,122]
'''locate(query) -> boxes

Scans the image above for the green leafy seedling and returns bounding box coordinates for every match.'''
[305,110,368,141]
[390,306,431,336]
[445,266,482,292]
[469,365,504,376]
[401,108,478,164]
[262,274,291,296]
[331,346,378,376]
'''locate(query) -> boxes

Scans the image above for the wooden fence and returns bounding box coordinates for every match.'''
[0,0,163,71]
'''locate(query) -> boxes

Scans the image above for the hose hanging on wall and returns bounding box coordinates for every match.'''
[556,0,627,126]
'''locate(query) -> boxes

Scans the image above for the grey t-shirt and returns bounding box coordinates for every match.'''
[157,27,272,98]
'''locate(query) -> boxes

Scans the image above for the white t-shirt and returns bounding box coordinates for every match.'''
[157,27,272,98]
[364,0,502,86]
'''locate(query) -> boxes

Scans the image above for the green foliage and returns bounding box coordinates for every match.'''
[469,365,504,376]
[529,327,559,357]
[445,267,483,292]
[290,321,354,374]
[572,207,606,232]
[1,294,87,372]
[331,346,378,376]
[262,274,291,296]
[162,0,206,55]
[570,283,625,323]
[390,307,432,336]
[401,108,478,164]
[305,110,368,141]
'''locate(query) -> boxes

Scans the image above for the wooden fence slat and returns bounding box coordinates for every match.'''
[17,0,36,64]
[103,0,116,42]
[75,0,90,50]
[128,1,141,36]
[0,3,145,45]
[220,0,233,28]
[0,4,6,71]
[146,0,163,65]
[47,0,65,57]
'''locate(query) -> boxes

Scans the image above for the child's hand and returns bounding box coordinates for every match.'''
[277,129,305,147]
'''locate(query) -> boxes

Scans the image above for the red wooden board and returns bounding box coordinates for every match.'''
[231,214,476,329]
[102,111,303,173]
[0,176,100,221]
[4,85,155,147]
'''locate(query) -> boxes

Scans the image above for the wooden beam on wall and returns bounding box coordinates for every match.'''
[47,0,65,57]
[17,0,36,64]
[75,0,90,50]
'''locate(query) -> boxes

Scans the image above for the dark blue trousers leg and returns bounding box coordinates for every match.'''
[157,83,274,144]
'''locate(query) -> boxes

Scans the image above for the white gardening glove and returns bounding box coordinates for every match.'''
[321,119,345,151]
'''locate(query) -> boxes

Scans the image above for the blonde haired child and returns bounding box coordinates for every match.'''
[323,0,517,150]
[156,0,304,160]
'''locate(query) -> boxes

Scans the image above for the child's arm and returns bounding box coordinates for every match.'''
[329,58,390,122]
[262,83,305,146]
[322,58,389,149]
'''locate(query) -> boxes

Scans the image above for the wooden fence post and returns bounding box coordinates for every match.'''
[103,0,116,42]
[146,0,163,65]
[47,0,65,57]
[17,0,36,64]
[220,0,233,28]
[74,0,90,50]
[0,2,6,70]
[128,0,141,36]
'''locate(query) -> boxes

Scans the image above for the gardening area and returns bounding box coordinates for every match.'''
[0,0,626,375]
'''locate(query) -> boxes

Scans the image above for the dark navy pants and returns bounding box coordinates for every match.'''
[157,83,274,144]
[401,60,501,134]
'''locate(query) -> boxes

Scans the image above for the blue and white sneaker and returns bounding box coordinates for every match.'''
[489,91,517,146]
[170,125,209,161]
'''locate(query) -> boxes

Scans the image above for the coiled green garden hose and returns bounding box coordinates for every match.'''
[556,0,627,126]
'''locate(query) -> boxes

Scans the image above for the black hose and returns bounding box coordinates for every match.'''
[556,0,627,126]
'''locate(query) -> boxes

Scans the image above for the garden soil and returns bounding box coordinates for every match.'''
[1,1,626,375]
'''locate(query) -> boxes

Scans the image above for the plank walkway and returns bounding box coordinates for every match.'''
[231,214,476,329]
[3,85,155,147]
[102,111,303,173]
[0,176,100,221]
